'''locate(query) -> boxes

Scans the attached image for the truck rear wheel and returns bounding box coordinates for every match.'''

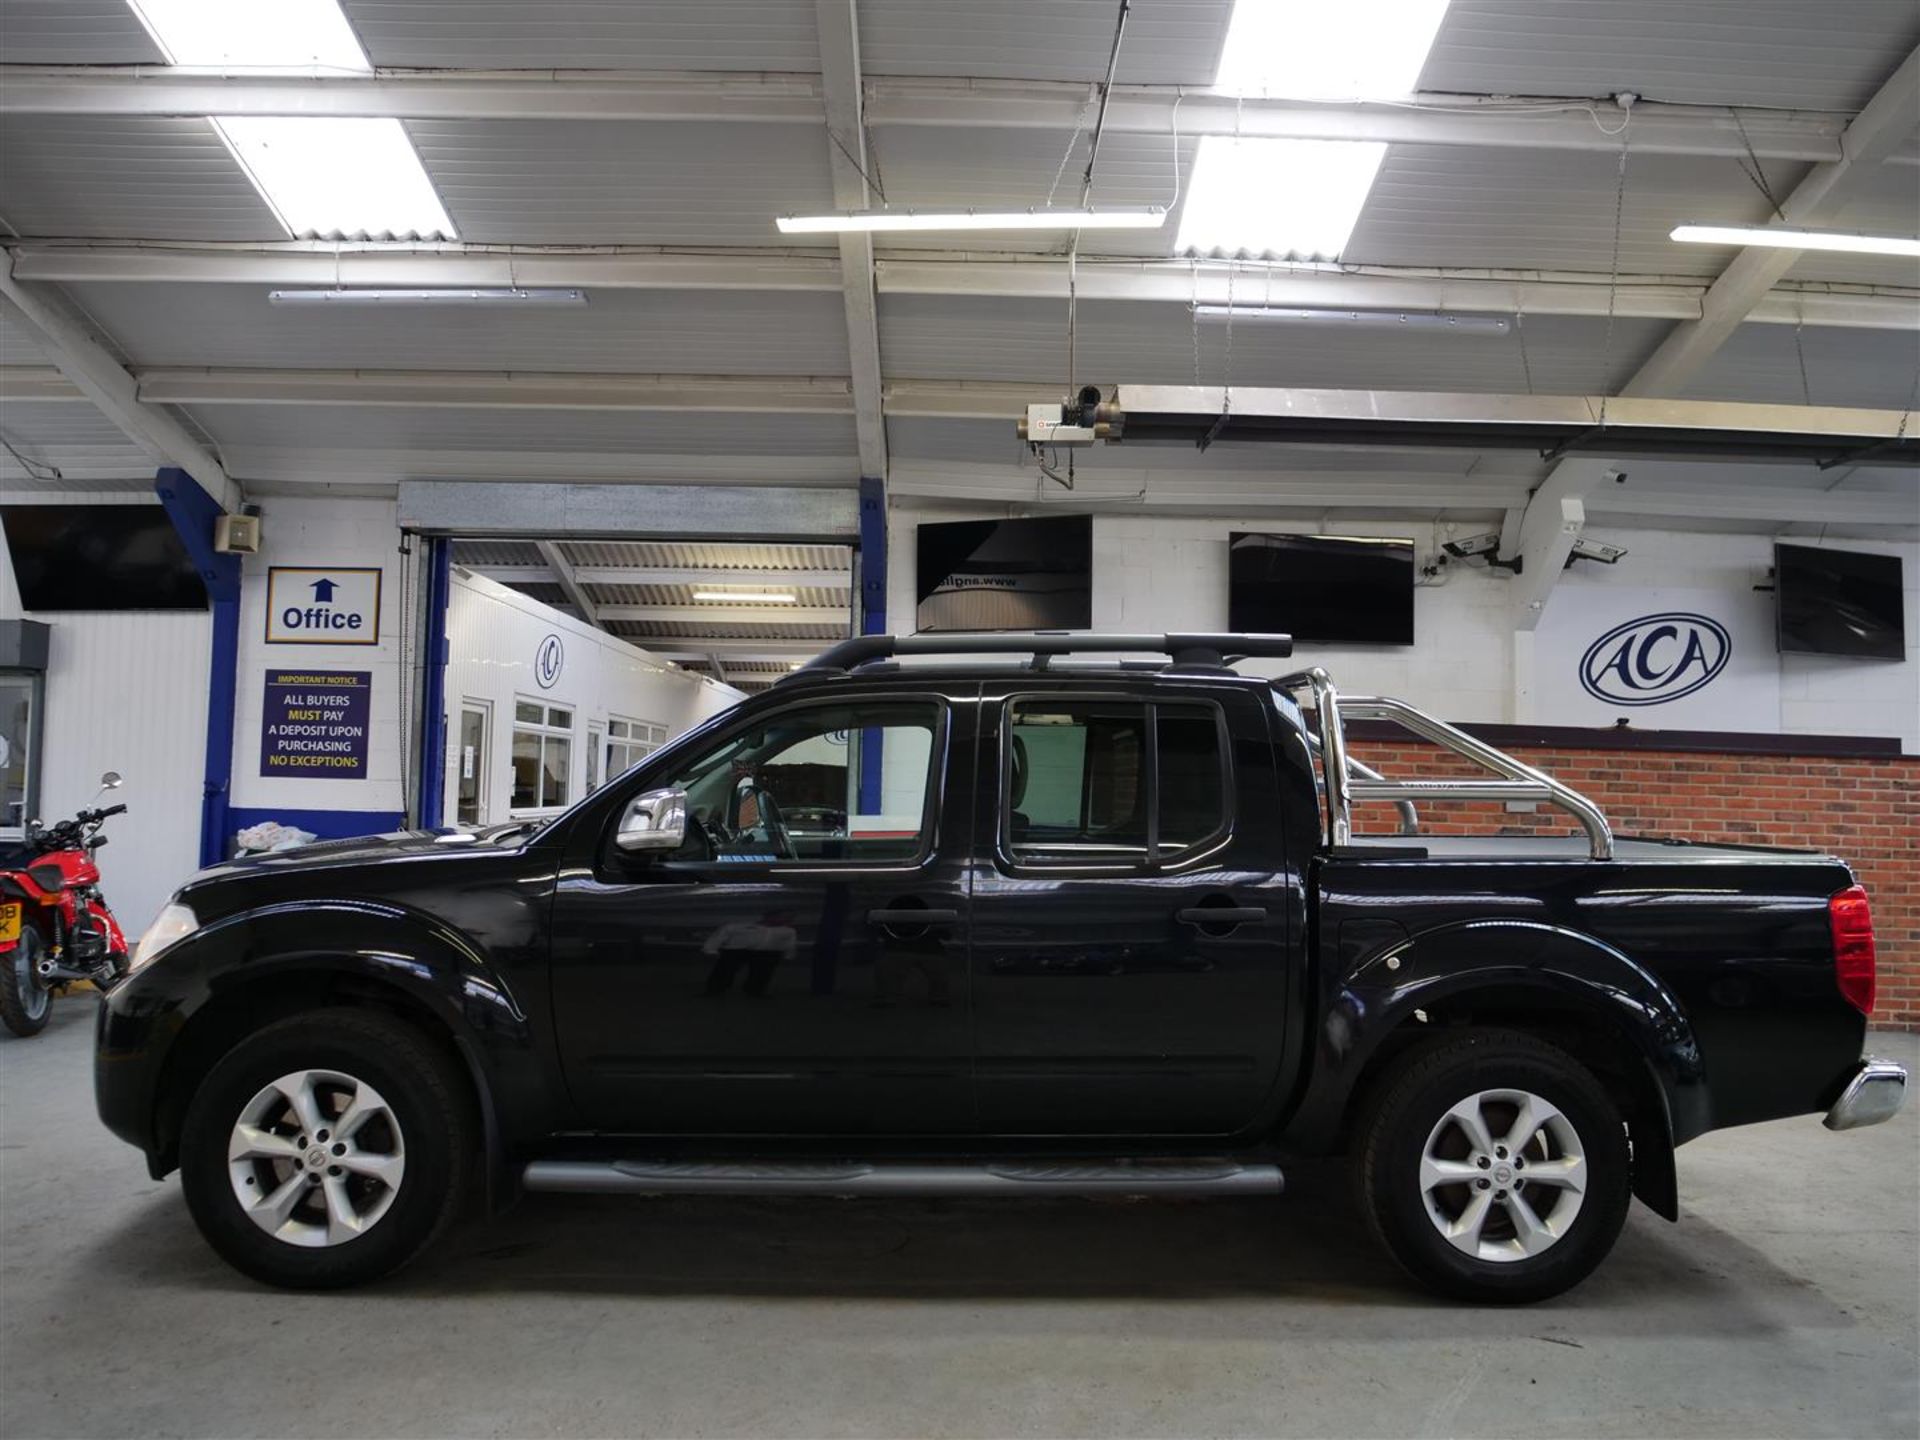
[178,1008,471,1289]
[1357,1030,1631,1304]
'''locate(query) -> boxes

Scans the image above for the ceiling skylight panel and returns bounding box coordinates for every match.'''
[127,0,372,69]
[125,0,454,240]
[215,117,455,240]
[1175,137,1386,258]
[1213,0,1453,98]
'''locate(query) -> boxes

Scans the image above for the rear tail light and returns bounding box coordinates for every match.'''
[1829,885,1876,1017]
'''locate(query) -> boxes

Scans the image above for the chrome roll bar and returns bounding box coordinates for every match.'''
[1274,667,1615,861]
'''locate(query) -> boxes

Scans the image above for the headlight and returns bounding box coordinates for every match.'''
[130,902,198,973]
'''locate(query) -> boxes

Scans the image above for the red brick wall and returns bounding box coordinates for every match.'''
[1345,737,1920,1030]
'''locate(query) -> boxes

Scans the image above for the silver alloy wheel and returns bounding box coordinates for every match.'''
[227,1069,407,1248]
[14,936,49,1020]
[1419,1087,1588,1263]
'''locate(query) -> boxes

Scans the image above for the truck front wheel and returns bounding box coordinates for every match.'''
[1358,1030,1631,1303]
[178,1008,471,1289]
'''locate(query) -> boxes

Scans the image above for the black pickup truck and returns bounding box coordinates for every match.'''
[97,633,1906,1302]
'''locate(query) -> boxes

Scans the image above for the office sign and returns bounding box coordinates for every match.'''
[1535,585,1778,731]
[260,671,372,779]
[265,566,382,645]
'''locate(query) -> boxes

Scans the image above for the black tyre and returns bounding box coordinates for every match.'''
[179,1008,471,1289]
[1357,1029,1631,1304]
[0,927,53,1037]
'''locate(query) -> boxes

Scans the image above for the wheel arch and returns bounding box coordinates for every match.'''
[136,901,535,1208]
[1282,920,1704,1220]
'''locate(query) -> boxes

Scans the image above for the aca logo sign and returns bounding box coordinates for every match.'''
[534,633,565,690]
[1579,612,1731,706]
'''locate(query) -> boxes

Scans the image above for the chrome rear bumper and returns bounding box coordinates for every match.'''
[1824,1057,1908,1131]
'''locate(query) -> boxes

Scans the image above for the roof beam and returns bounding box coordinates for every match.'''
[0,269,238,510]
[15,246,1914,332]
[533,539,600,628]
[399,480,860,541]
[597,603,848,625]
[0,68,1898,163]
[469,564,850,589]
[138,369,862,412]
[814,0,887,480]
[1623,46,1920,396]
[642,642,823,661]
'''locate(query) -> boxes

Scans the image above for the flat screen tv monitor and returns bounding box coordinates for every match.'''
[1228,532,1415,645]
[1,505,208,611]
[1775,543,1905,660]
[915,515,1093,632]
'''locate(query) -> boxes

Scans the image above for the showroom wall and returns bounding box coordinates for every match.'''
[0,492,210,932]
[888,503,1920,749]
[438,570,742,828]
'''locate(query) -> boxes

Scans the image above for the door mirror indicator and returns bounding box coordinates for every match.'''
[616,788,688,852]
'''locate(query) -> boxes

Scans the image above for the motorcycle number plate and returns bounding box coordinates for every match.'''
[0,902,19,943]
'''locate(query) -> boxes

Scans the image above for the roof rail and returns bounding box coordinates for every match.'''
[788,631,1293,678]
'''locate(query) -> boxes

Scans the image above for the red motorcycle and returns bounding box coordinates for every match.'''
[0,772,130,1037]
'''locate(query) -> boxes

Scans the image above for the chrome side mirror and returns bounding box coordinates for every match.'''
[615,787,688,852]
[99,771,123,790]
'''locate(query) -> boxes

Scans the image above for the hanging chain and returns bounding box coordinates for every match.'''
[1730,108,1787,220]
[1190,258,1203,386]
[1793,314,1814,406]
[1046,90,1095,208]
[1221,258,1237,416]
[1515,304,1537,395]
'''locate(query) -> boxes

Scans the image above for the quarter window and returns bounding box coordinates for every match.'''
[1005,699,1229,866]
[511,700,573,811]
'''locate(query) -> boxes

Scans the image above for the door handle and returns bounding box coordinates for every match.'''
[867,908,959,927]
[1175,906,1268,927]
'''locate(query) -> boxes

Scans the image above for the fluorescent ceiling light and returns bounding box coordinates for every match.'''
[215,116,455,240]
[1193,305,1509,334]
[775,208,1165,234]
[693,592,797,604]
[1176,137,1385,258]
[127,0,371,68]
[1214,0,1453,98]
[1671,223,1920,258]
[268,288,586,306]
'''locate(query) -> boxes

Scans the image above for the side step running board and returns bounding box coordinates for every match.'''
[523,1157,1283,1198]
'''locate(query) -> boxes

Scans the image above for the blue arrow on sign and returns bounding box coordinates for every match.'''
[310,577,338,602]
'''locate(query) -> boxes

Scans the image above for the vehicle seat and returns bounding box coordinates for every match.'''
[1008,732,1031,842]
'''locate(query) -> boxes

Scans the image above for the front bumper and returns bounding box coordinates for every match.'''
[1823,1057,1908,1131]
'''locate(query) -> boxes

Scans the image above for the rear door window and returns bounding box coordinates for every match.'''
[1004,698,1230,867]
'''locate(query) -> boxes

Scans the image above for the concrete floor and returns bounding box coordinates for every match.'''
[3,1002,1915,1440]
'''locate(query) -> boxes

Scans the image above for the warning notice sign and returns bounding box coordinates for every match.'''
[260,670,372,780]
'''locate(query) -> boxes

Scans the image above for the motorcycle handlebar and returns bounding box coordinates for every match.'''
[98,804,128,819]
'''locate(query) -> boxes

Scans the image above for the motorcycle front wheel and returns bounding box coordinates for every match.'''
[0,927,53,1037]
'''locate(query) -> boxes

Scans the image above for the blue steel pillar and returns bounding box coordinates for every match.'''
[154,468,241,868]
[416,537,453,828]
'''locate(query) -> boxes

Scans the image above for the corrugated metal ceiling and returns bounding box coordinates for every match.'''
[1343,145,1804,277]
[880,293,1670,395]
[860,0,1233,84]
[0,0,166,64]
[0,117,286,241]
[409,120,834,247]
[1418,1,1920,111]
[340,0,822,71]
